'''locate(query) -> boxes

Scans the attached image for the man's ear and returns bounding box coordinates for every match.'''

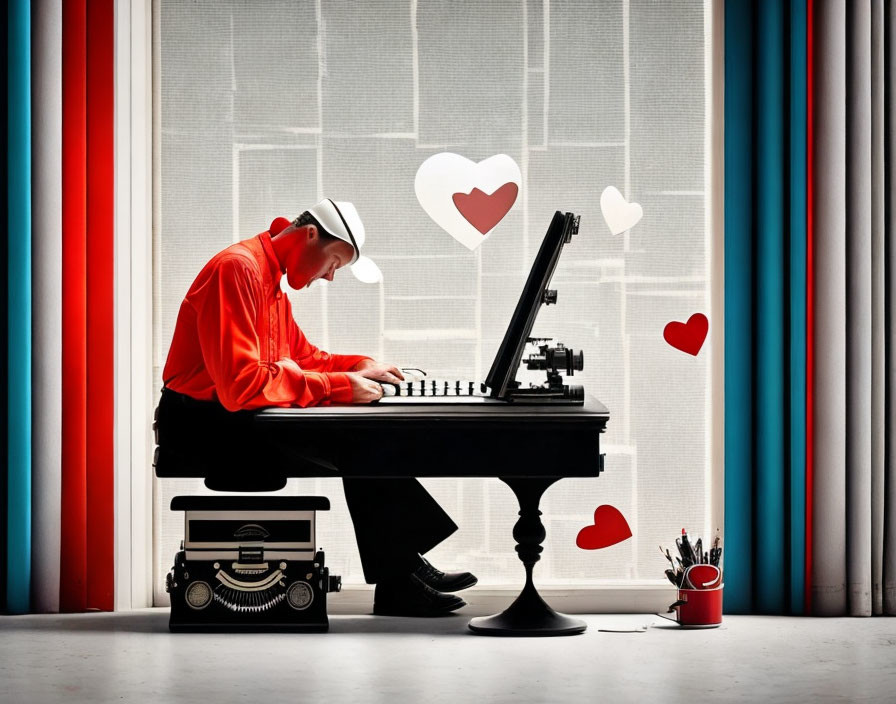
[305,224,318,240]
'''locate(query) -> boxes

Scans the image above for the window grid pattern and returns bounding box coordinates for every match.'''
[154,0,711,604]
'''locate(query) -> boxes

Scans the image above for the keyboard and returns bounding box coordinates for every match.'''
[376,378,499,404]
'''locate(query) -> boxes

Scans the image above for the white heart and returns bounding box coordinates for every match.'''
[600,186,643,235]
[415,152,522,250]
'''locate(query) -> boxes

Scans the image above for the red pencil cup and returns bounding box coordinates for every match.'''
[671,584,723,628]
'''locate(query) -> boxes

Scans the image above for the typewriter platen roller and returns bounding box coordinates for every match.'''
[166,496,340,632]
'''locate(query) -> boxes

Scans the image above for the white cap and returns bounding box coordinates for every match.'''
[306,198,365,265]
[303,198,382,284]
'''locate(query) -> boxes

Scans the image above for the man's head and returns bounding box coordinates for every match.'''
[271,199,365,290]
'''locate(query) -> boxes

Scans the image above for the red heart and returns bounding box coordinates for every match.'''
[576,505,632,550]
[663,313,708,356]
[452,182,519,235]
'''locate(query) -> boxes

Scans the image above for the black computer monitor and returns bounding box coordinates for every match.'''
[484,210,579,398]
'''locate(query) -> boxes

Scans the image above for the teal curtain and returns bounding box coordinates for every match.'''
[7,0,32,614]
[1,0,9,615]
[724,0,808,615]
[724,0,755,615]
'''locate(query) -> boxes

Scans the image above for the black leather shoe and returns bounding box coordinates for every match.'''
[373,573,466,617]
[413,555,478,593]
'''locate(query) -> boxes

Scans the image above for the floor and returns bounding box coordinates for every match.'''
[1,608,895,703]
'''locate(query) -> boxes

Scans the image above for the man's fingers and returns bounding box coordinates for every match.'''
[358,369,402,384]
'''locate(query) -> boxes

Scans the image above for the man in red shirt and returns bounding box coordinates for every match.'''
[155,199,476,616]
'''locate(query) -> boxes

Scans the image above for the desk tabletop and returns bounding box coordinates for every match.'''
[256,395,609,427]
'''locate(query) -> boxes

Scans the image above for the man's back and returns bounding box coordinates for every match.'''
[162,229,366,410]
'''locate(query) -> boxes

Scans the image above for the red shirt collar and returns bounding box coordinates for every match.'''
[259,231,286,280]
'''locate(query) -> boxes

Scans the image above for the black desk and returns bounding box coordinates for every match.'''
[256,395,609,636]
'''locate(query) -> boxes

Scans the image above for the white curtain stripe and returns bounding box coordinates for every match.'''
[811,0,848,616]
[30,0,63,614]
[845,0,873,618]
[815,0,895,617]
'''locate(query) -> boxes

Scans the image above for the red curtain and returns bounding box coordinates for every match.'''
[61,0,114,612]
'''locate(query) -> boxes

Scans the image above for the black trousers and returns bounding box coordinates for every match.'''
[155,389,457,583]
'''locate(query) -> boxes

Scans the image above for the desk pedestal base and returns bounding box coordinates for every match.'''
[468,477,586,637]
[468,582,586,636]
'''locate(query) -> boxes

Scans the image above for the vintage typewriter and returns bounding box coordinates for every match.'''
[165,496,341,632]
[377,210,585,406]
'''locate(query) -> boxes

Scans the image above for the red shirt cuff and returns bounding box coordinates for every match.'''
[326,372,354,404]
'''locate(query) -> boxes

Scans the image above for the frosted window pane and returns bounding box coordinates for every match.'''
[154,0,712,604]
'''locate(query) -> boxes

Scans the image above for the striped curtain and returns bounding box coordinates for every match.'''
[4,0,114,615]
[725,0,896,615]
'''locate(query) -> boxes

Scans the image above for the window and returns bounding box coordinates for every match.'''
[154,0,715,604]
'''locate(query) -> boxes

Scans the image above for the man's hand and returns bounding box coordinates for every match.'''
[346,372,385,404]
[353,359,405,384]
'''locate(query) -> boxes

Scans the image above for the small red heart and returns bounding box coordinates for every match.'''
[663,313,708,356]
[576,505,632,550]
[452,182,519,235]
